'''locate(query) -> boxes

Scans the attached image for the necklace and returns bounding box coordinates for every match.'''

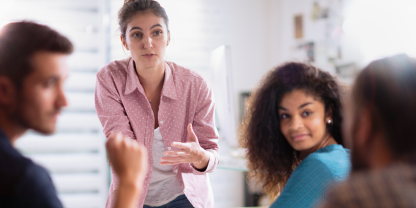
[147,83,163,104]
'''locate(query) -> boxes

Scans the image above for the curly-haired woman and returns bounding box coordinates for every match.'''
[240,62,351,208]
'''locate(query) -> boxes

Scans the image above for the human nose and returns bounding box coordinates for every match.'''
[56,85,68,108]
[143,34,153,49]
[290,115,304,130]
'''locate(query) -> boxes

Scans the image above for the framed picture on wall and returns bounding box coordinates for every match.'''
[294,14,303,39]
[239,92,251,122]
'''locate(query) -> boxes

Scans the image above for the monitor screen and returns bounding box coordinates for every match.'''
[210,45,238,147]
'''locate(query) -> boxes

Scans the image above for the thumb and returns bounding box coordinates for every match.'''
[106,132,117,149]
[187,123,198,143]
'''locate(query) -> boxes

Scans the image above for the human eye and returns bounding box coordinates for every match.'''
[132,32,142,38]
[43,79,57,88]
[302,110,312,117]
[153,30,162,36]
[280,113,290,120]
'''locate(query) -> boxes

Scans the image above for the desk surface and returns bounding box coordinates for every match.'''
[216,139,248,172]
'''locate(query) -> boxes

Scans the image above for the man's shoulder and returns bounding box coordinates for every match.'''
[0,153,63,208]
[0,131,62,207]
[0,149,47,193]
[343,162,416,192]
[0,139,34,191]
[320,163,416,207]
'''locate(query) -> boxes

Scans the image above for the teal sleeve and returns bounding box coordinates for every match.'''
[270,156,339,208]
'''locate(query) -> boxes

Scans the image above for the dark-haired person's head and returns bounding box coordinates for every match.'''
[118,0,170,71]
[240,62,345,196]
[0,22,73,139]
[344,54,416,172]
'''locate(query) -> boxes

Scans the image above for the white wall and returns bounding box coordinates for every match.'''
[265,0,365,76]
[210,2,270,207]
[268,0,338,74]
[266,0,284,68]
[227,0,270,94]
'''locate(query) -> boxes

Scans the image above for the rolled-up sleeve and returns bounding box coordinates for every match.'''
[191,79,219,174]
[95,71,135,139]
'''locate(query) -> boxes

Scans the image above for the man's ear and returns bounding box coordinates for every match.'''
[120,35,129,50]
[0,76,16,106]
[354,109,374,150]
[167,32,170,46]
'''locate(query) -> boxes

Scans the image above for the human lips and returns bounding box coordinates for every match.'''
[51,110,62,120]
[142,53,156,58]
[290,133,309,141]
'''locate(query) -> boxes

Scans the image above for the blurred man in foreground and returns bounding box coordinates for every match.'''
[0,21,72,207]
[0,21,147,208]
[319,54,416,207]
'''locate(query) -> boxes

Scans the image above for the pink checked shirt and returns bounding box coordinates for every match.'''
[95,58,219,208]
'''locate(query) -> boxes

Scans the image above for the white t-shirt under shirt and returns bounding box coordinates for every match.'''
[144,127,184,206]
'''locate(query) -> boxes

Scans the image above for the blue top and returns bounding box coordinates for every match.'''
[0,128,63,208]
[270,144,351,208]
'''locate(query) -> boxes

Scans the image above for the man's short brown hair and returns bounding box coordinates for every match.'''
[352,54,416,159]
[0,21,73,88]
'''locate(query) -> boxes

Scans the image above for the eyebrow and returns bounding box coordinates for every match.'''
[129,24,163,32]
[49,75,61,81]
[279,102,313,111]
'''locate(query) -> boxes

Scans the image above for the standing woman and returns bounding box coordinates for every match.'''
[95,0,219,207]
[240,62,351,208]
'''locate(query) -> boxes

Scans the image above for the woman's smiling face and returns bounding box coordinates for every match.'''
[121,11,170,70]
[278,89,331,153]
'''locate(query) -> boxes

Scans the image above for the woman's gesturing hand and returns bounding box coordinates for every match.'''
[160,123,210,170]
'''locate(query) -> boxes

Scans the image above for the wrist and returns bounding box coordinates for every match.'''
[199,149,207,162]
[119,178,141,190]
[115,178,142,208]
[119,173,145,190]
[193,150,210,170]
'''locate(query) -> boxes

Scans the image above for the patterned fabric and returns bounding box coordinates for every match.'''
[270,144,351,208]
[95,58,219,208]
[319,160,416,208]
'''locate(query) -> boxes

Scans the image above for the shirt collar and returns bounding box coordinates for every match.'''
[161,62,178,100]
[124,58,144,95]
[0,127,12,148]
[0,128,7,141]
[124,59,178,101]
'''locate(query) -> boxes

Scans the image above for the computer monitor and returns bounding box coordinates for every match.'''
[210,45,238,147]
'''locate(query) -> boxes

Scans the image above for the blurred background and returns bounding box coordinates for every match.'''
[1,0,415,207]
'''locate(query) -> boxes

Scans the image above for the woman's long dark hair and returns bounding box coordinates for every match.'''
[240,62,346,197]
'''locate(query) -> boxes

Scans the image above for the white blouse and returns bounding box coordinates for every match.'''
[144,127,184,206]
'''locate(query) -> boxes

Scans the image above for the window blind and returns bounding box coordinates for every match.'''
[7,0,110,207]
